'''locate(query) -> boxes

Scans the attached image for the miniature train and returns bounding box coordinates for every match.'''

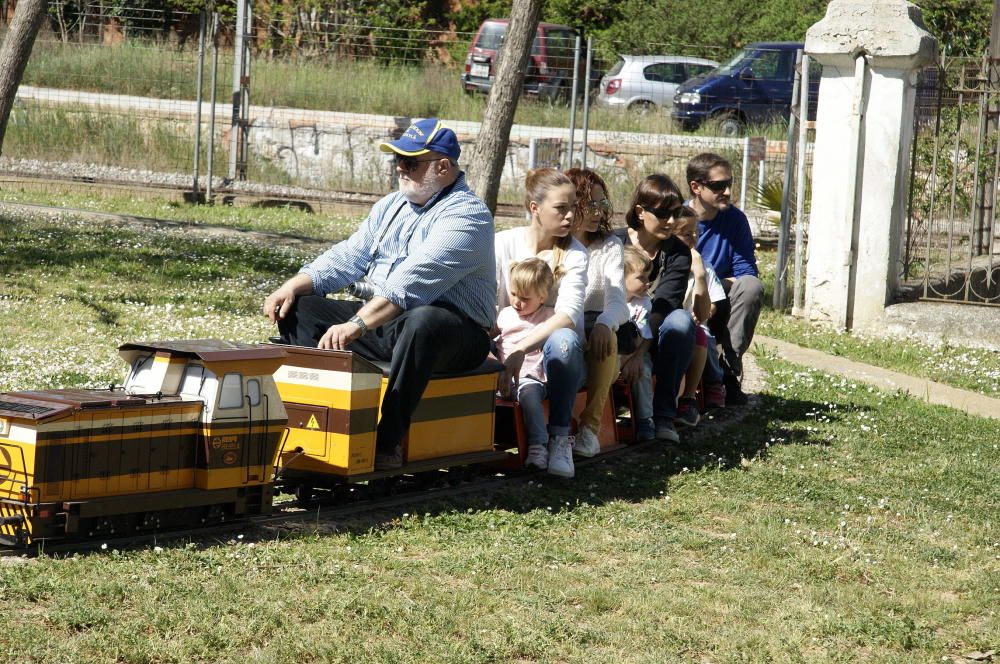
[0,339,628,548]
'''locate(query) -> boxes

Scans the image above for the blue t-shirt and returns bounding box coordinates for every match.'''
[695,205,758,280]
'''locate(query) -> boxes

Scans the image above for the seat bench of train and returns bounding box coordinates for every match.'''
[272,346,506,478]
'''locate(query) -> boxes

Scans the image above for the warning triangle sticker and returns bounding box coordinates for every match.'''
[305,414,320,430]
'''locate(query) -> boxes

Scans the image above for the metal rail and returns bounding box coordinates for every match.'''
[0,171,529,222]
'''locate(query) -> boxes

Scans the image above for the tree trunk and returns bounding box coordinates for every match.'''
[465,0,543,213]
[0,0,48,155]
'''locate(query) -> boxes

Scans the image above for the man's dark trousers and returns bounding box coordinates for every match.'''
[278,295,490,454]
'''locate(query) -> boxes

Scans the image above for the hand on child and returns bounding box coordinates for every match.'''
[588,323,614,360]
[619,355,642,384]
[498,349,525,400]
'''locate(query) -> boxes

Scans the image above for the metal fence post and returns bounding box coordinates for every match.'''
[206,11,220,200]
[192,9,207,198]
[567,33,581,169]
[740,135,750,205]
[580,36,593,169]
[792,53,810,314]
[228,0,252,182]
[774,48,803,310]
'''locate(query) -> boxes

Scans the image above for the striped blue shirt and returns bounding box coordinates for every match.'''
[300,172,497,328]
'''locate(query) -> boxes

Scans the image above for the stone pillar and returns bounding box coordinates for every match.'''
[803,0,936,330]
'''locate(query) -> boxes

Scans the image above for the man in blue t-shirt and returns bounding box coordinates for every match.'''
[687,153,764,403]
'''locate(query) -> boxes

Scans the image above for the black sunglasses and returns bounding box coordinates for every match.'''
[698,178,733,193]
[642,204,683,221]
[395,154,439,173]
[587,199,612,212]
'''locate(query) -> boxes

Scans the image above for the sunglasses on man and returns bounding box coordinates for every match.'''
[395,154,440,173]
[698,178,733,193]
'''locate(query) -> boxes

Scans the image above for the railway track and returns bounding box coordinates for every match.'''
[0,170,782,246]
[0,384,761,558]
[0,437,660,557]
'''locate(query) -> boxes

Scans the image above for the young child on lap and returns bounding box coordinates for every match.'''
[675,209,728,416]
[618,246,656,442]
[495,258,558,470]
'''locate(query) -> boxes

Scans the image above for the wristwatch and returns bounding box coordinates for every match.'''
[348,314,369,335]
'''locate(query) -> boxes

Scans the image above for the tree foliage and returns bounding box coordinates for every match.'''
[25,0,996,60]
[912,0,992,56]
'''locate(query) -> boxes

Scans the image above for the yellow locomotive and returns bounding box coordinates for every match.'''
[0,338,624,548]
[0,340,287,547]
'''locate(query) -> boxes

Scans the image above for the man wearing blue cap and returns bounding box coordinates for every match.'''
[263,118,496,470]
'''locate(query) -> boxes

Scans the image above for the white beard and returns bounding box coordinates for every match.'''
[399,168,445,204]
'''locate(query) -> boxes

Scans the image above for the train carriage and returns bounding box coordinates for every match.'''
[273,345,508,491]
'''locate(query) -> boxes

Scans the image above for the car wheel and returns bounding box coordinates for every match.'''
[713,112,743,137]
[628,100,656,115]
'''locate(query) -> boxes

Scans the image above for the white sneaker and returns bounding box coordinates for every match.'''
[574,427,601,457]
[547,435,575,478]
[525,444,548,470]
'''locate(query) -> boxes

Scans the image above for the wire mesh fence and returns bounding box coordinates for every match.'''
[3,6,814,221]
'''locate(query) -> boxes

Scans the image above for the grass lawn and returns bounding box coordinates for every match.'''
[1,203,997,662]
[3,188,997,397]
[754,251,1000,399]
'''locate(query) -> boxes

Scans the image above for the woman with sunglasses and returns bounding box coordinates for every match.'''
[565,168,629,457]
[494,168,588,478]
[613,174,696,444]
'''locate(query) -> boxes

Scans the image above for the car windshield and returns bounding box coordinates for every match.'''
[475,22,506,51]
[606,56,625,77]
[714,48,752,75]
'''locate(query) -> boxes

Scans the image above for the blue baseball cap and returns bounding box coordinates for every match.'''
[379,118,461,160]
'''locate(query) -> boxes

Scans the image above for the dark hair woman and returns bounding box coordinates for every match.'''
[613,174,696,444]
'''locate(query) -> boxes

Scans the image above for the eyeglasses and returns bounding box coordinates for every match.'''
[642,205,683,221]
[698,178,733,193]
[587,199,612,212]
[395,155,439,173]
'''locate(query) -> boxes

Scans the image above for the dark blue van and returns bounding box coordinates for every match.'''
[672,42,820,135]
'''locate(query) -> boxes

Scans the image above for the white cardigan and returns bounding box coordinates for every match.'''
[495,226,588,333]
[581,234,629,332]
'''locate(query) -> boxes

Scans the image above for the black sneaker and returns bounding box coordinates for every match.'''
[674,398,700,428]
[724,373,748,406]
[653,417,680,443]
[374,446,404,470]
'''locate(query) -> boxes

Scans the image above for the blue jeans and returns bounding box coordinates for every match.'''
[542,328,586,436]
[653,309,695,419]
[702,327,724,384]
[630,353,654,434]
[516,378,548,447]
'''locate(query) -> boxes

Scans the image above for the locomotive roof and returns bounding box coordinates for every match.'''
[119,339,287,363]
[0,389,185,422]
[0,393,72,421]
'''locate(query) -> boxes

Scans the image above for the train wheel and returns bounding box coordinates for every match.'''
[294,484,315,507]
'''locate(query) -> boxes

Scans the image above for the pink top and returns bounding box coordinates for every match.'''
[495,305,556,382]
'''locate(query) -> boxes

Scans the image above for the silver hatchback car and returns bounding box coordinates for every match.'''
[597,55,719,112]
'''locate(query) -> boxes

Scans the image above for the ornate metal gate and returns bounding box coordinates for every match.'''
[904,55,1000,306]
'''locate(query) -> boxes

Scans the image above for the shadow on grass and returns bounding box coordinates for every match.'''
[31,390,863,558]
[251,391,857,544]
